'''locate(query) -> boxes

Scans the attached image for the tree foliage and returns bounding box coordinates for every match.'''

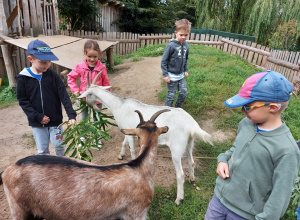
[268,19,300,50]
[193,0,300,45]
[58,0,102,32]
[116,0,196,33]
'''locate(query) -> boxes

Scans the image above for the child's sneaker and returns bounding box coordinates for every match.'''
[97,139,102,148]
[78,137,86,148]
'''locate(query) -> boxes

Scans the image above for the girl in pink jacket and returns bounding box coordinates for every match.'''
[68,39,110,100]
[67,40,110,146]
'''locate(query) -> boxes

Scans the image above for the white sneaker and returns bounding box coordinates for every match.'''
[97,139,102,148]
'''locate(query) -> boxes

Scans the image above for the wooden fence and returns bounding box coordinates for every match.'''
[1,31,300,85]
[60,30,173,56]
[66,30,299,83]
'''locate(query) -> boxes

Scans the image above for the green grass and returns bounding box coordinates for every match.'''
[1,43,299,219]
[123,44,165,61]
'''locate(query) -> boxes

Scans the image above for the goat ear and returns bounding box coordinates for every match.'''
[121,129,137,136]
[159,126,169,134]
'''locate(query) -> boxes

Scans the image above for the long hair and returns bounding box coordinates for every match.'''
[84,39,103,59]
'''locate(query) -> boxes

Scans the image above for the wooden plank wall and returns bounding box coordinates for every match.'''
[96,2,122,32]
[4,0,59,37]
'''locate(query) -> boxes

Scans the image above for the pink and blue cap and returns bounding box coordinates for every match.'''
[225,70,294,107]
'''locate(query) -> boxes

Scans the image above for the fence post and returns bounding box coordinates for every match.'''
[231,39,239,55]
[141,34,145,48]
[0,0,16,87]
[247,42,257,63]
[21,0,31,36]
[106,46,114,68]
[222,37,229,52]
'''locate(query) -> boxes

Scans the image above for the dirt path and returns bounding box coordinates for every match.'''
[0,56,229,219]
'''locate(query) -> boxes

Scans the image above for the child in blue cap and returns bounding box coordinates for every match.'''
[16,39,77,156]
[205,70,300,220]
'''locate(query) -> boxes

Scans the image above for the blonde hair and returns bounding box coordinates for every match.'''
[84,39,103,59]
[277,101,288,113]
[175,19,192,32]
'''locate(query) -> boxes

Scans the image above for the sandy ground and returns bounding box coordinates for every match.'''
[0,56,230,219]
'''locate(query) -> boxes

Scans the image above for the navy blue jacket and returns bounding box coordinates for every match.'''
[161,39,189,77]
[16,68,76,127]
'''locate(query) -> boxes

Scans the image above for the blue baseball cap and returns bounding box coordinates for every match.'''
[225,70,294,107]
[27,39,58,61]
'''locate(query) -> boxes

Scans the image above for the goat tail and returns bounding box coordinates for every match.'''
[194,129,213,146]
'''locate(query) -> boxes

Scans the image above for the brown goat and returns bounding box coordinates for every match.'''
[0,109,169,220]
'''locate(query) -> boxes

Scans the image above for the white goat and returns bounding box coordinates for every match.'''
[79,76,212,206]
[0,109,169,220]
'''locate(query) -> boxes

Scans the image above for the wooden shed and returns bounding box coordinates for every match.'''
[2,0,124,37]
[96,0,125,32]
[0,0,124,86]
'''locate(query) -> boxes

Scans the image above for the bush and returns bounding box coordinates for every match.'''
[0,86,16,101]
[269,19,300,51]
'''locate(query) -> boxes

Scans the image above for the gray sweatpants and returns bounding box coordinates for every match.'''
[32,126,65,156]
[165,77,188,107]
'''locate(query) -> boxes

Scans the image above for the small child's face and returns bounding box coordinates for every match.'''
[28,56,51,74]
[84,49,99,67]
[175,30,190,44]
[241,101,278,124]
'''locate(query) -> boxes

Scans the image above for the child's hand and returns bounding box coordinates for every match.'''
[216,162,230,179]
[41,116,50,124]
[163,76,170,83]
[184,72,189,77]
[74,91,80,97]
[69,119,76,124]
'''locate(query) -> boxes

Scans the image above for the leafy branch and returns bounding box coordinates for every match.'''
[59,98,117,162]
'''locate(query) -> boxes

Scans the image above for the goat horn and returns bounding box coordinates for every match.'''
[92,70,104,85]
[86,71,91,88]
[134,110,145,124]
[149,109,170,123]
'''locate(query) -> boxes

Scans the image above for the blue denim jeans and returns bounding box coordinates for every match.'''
[165,77,188,107]
[205,195,248,220]
[32,126,65,156]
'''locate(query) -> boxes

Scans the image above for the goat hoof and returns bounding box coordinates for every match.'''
[118,155,124,160]
[188,178,195,184]
[175,198,183,206]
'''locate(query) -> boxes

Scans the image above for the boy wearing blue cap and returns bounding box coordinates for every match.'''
[16,39,77,156]
[205,71,300,220]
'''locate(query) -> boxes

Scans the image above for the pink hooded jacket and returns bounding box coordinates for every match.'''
[67,59,110,94]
